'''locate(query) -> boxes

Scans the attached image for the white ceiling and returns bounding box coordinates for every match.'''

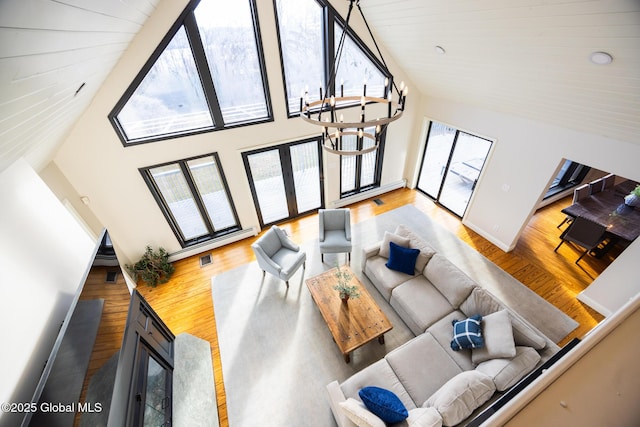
[358,0,640,143]
[1,0,638,174]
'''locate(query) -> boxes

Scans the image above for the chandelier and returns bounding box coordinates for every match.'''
[300,0,408,155]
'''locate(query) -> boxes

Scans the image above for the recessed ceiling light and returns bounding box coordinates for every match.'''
[590,51,613,65]
[434,46,446,55]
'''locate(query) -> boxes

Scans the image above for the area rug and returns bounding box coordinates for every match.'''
[211,204,578,427]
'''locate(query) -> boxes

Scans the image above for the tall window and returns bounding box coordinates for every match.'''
[340,126,383,196]
[274,0,390,116]
[544,159,591,199]
[141,153,240,247]
[110,0,271,145]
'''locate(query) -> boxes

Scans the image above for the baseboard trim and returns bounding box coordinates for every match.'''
[576,292,613,317]
[462,219,514,252]
[331,179,407,208]
[168,227,258,262]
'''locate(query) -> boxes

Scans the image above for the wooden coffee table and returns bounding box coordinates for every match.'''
[305,266,392,363]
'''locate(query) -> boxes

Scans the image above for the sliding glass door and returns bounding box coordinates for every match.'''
[243,138,323,227]
[417,122,492,217]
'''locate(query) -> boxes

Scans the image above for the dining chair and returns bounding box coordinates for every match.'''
[602,173,615,190]
[589,178,604,195]
[557,184,591,228]
[554,216,607,264]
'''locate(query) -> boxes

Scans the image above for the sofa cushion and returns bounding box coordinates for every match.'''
[386,242,420,275]
[451,315,484,351]
[395,225,437,272]
[424,254,476,308]
[390,276,455,335]
[423,371,496,427]
[340,359,416,411]
[339,398,385,427]
[475,346,541,391]
[426,312,475,371]
[385,333,463,407]
[379,231,411,259]
[365,256,413,301]
[359,386,409,424]
[406,407,443,427]
[472,309,516,364]
[460,288,546,350]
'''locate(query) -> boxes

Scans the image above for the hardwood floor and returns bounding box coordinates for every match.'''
[137,188,613,427]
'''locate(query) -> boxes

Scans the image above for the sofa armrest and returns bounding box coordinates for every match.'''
[361,242,381,272]
[327,381,357,427]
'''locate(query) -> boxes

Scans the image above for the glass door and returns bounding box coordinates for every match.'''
[244,138,324,227]
[417,122,492,217]
[416,122,456,198]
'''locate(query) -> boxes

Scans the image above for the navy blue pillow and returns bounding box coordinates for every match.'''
[451,315,484,351]
[385,241,420,275]
[358,386,408,424]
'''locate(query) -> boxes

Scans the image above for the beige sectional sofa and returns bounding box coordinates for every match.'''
[326,225,560,427]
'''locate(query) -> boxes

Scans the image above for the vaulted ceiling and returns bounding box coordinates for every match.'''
[1,0,638,174]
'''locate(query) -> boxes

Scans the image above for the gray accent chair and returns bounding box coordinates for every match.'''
[252,225,306,287]
[319,208,352,263]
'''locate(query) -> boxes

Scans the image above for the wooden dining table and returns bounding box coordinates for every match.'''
[561,180,640,244]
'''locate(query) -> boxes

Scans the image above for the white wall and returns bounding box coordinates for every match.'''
[408,97,640,251]
[0,159,95,427]
[51,0,416,262]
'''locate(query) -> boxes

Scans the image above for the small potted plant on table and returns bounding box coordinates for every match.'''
[333,265,360,303]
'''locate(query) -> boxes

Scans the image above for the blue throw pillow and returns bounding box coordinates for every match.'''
[358,386,408,424]
[385,241,420,275]
[451,315,484,351]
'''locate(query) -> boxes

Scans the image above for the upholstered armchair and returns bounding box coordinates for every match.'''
[319,208,352,263]
[252,225,306,287]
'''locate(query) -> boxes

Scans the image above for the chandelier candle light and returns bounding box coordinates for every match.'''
[300,0,408,155]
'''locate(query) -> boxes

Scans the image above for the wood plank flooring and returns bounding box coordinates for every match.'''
[136,188,613,427]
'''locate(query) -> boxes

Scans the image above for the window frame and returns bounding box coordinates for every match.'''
[140,152,241,248]
[273,0,392,118]
[109,0,273,146]
[339,129,386,198]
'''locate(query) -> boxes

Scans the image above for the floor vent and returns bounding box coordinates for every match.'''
[105,271,118,283]
[373,198,384,206]
[199,254,213,267]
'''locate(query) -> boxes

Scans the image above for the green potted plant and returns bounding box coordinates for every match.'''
[332,265,360,302]
[126,246,175,287]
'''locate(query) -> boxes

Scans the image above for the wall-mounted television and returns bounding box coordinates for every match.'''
[22,229,132,426]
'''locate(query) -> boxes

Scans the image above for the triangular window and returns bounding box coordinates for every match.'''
[110,0,271,145]
[274,0,390,116]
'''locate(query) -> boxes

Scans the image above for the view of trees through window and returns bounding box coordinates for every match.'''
[111,0,270,144]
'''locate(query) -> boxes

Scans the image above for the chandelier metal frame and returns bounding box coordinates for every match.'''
[300,0,407,155]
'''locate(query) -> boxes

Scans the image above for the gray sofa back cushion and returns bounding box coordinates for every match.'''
[340,359,417,411]
[424,254,477,308]
[460,288,547,350]
[395,225,437,272]
[385,333,463,407]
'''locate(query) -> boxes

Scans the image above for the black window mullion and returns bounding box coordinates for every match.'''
[434,131,460,200]
[179,162,215,236]
[279,146,299,217]
[183,12,224,127]
[143,169,190,245]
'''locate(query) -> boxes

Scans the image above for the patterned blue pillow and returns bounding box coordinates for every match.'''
[451,315,484,351]
[385,241,420,275]
[358,386,408,424]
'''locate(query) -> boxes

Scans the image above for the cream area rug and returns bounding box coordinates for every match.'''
[211,204,578,427]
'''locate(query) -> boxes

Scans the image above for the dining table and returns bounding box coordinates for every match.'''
[561,180,640,249]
